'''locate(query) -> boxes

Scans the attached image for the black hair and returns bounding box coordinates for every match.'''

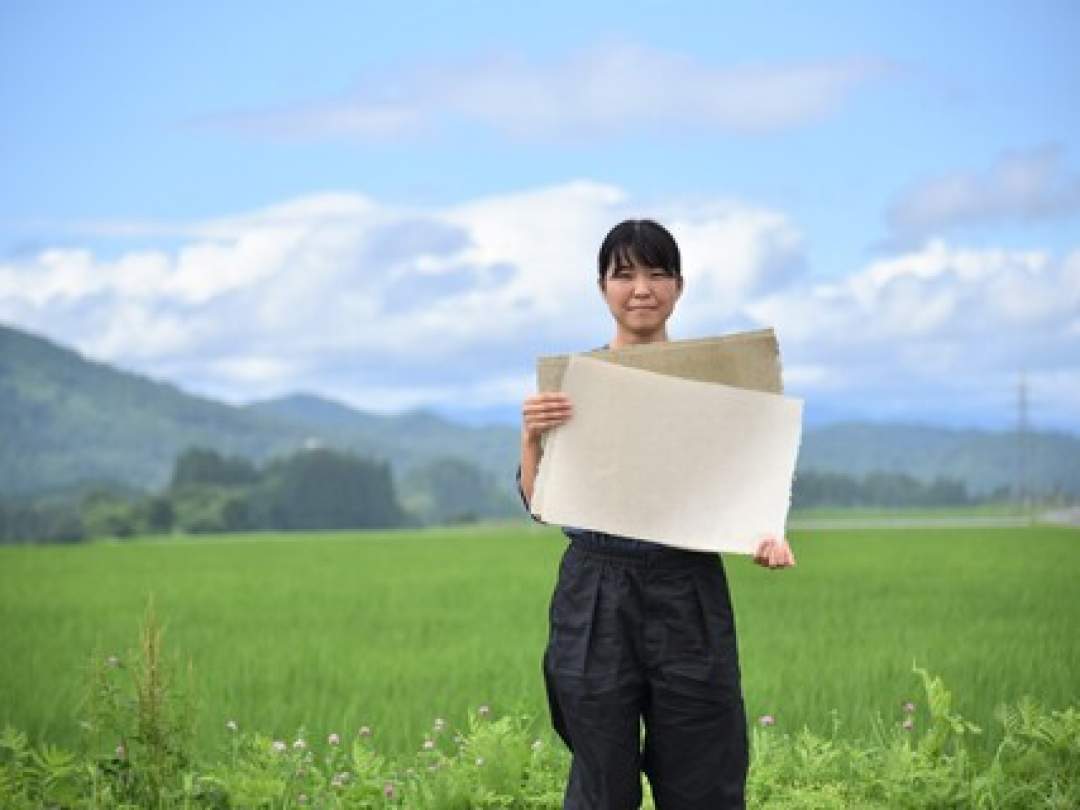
[597,219,681,282]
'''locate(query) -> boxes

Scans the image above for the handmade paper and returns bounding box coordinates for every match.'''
[536,328,783,395]
[531,355,803,554]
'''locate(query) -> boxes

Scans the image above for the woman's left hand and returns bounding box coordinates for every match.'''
[753,537,796,569]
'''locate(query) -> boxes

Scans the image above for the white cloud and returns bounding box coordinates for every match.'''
[199,43,886,141]
[3,187,1077,430]
[0,182,802,408]
[886,145,1080,241]
[745,241,1080,427]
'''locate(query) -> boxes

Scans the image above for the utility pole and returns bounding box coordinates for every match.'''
[1016,371,1031,519]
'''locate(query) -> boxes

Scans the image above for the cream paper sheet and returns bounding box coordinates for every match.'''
[531,354,804,554]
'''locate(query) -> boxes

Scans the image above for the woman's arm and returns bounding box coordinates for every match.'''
[518,392,573,509]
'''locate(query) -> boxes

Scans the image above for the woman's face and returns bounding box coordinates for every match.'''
[599,255,683,340]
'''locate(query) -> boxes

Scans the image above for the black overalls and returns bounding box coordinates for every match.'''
[518,471,749,810]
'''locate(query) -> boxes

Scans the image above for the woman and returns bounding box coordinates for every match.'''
[517,219,795,810]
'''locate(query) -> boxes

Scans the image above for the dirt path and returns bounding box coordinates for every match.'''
[788,515,1034,531]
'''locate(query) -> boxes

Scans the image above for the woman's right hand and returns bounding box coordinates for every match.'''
[522,392,573,444]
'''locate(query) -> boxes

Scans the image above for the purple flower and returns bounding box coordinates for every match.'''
[758,715,776,727]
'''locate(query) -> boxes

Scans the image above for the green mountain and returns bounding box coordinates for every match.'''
[244,393,520,490]
[798,422,1079,498]
[0,324,520,501]
[2,321,1077,501]
[0,324,310,496]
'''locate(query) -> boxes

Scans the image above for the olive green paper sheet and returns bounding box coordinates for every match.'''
[536,327,783,394]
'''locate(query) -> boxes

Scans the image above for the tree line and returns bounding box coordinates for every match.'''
[0,447,1021,545]
[0,445,519,544]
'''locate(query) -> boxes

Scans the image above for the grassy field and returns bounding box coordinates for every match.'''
[1,521,1077,764]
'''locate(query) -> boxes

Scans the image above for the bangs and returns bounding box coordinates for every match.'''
[598,220,681,278]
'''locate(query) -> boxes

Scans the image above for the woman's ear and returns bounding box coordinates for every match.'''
[675,274,684,300]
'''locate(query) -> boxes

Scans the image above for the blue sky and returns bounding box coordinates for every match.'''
[2,1,1078,431]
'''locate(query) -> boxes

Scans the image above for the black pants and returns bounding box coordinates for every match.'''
[543,541,749,810]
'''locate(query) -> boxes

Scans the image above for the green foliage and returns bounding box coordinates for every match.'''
[791,470,976,509]
[0,498,85,544]
[80,491,139,540]
[171,447,259,489]
[138,495,176,534]
[75,595,198,807]
[171,484,252,534]
[401,457,518,525]
[3,655,1079,808]
[252,447,409,531]
[744,663,1080,809]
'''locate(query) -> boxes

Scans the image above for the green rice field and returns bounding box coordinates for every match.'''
[1,522,1077,762]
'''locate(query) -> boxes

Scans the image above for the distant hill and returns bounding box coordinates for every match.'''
[797,422,1080,497]
[244,394,520,490]
[2,321,1077,500]
[0,324,309,496]
[0,323,520,498]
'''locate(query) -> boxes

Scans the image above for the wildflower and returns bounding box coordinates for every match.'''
[902,701,916,714]
[106,655,121,668]
[328,732,340,746]
[298,794,308,805]
[531,739,543,752]
[433,717,447,733]
[758,715,776,727]
[358,725,372,738]
[422,738,435,751]
[902,718,914,731]
[115,743,126,759]
[226,720,238,733]
[331,771,350,787]
[272,740,287,754]
[478,704,491,718]
[293,738,306,751]
[476,756,485,767]
[383,782,396,800]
